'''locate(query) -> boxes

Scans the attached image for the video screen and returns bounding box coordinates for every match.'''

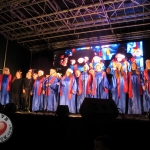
[53,41,144,75]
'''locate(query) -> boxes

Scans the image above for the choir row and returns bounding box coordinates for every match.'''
[0,59,150,114]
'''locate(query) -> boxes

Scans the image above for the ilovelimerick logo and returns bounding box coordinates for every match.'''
[0,113,13,143]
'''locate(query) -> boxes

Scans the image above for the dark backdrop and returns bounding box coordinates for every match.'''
[0,34,31,78]
[30,50,54,75]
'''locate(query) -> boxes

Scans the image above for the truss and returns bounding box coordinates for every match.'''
[0,0,150,51]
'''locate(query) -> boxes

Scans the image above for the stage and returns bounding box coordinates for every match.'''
[15,111,149,122]
[1,111,149,150]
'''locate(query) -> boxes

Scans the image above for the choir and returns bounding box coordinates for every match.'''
[0,59,150,115]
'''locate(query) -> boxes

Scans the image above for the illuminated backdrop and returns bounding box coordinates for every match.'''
[53,41,144,75]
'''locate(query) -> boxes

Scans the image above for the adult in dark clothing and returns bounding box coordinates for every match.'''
[22,71,33,112]
[106,67,113,100]
[11,71,23,111]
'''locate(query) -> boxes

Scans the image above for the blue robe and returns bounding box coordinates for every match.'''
[91,71,109,99]
[0,74,11,105]
[59,76,77,113]
[111,72,128,114]
[128,71,142,114]
[44,76,59,112]
[142,69,150,112]
[76,72,92,113]
[32,76,45,111]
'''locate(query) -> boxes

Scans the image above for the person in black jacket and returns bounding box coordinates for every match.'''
[22,71,33,112]
[11,70,23,111]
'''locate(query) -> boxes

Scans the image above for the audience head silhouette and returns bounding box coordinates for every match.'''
[93,135,112,150]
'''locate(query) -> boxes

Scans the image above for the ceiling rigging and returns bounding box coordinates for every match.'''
[0,0,150,52]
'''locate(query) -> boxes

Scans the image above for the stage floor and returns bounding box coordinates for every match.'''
[2,111,150,150]
[15,111,149,121]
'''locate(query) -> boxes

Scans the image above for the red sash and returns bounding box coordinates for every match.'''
[116,72,128,99]
[8,74,12,91]
[74,64,78,72]
[92,71,107,95]
[46,76,57,96]
[92,73,96,95]
[77,75,83,95]
[60,75,74,100]
[86,74,92,95]
[0,75,2,89]
[34,76,45,96]
[144,69,150,94]
[128,72,142,98]
[0,74,12,91]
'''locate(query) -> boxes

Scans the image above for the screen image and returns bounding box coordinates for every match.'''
[53,41,144,75]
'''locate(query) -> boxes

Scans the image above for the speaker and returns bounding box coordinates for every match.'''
[56,105,69,117]
[80,98,119,119]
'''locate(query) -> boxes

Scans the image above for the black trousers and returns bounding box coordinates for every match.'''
[22,88,31,111]
[12,92,20,110]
